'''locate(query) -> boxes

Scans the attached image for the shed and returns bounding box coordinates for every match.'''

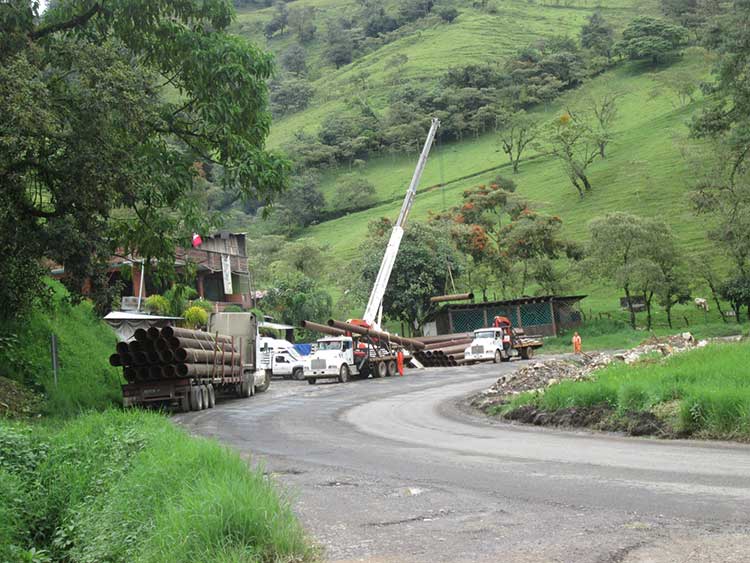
[429,295,586,337]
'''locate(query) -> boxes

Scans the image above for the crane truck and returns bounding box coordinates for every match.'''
[303,118,441,384]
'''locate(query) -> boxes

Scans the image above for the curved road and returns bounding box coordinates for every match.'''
[176,362,750,562]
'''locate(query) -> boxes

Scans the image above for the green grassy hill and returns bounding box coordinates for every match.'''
[231,0,724,321]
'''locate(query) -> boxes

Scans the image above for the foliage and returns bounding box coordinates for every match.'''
[0,0,288,318]
[0,281,121,417]
[272,172,326,233]
[437,6,459,23]
[0,410,314,562]
[163,284,198,318]
[332,174,378,213]
[270,76,315,115]
[288,5,316,43]
[615,16,689,64]
[581,11,614,59]
[144,295,169,316]
[497,110,539,174]
[263,272,332,330]
[509,340,750,439]
[264,0,289,37]
[719,274,750,323]
[547,111,603,196]
[280,43,307,75]
[355,219,463,333]
[222,304,244,313]
[189,299,215,315]
[182,306,209,329]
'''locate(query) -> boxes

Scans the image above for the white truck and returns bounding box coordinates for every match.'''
[463,325,541,364]
[258,337,306,380]
[304,335,401,384]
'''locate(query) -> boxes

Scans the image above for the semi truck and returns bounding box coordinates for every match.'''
[304,333,403,384]
[463,318,542,364]
[119,312,270,411]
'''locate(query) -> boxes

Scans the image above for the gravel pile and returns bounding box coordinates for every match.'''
[471,332,717,411]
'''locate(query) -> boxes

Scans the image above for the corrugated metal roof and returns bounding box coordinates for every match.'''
[443,295,587,310]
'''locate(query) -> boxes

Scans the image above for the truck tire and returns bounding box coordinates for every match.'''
[190,386,203,411]
[494,350,502,364]
[386,360,397,377]
[338,364,350,383]
[522,347,534,360]
[307,378,316,385]
[207,384,215,408]
[375,361,387,379]
[200,385,209,410]
[256,371,271,393]
[179,393,190,413]
[293,367,304,381]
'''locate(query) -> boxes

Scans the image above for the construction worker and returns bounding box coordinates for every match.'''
[572,331,582,354]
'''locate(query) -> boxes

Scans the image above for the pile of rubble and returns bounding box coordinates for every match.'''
[471,332,708,412]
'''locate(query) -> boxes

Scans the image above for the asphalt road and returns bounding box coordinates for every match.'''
[175,362,750,563]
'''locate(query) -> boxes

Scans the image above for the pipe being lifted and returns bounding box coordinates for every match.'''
[429,293,474,303]
[300,320,347,337]
[327,319,426,350]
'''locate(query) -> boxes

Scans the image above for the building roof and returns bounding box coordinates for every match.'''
[442,294,587,310]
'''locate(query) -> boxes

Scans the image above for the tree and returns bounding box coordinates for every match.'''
[582,91,622,158]
[719,274,750,323]
[273,172,326,232]
[437,6,459,22]
[654,70,697,107]
[264,1,289,37]
[288,6,316,43]
[615,17,689,64]
[324,18,356,68]
[548,112,602,196]
[264,272,333,335]
[270,77,315,115]
[355,220,462,334]
[281,43,308,76]
[497,111,539,174]
[581,11,614,59]
[332,174,377,213]
[586,213,665,329]
[0,0,287,318]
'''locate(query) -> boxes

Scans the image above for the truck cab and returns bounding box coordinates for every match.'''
[258,338,306,380]
[464,327,513,364]
[304,336,356,384]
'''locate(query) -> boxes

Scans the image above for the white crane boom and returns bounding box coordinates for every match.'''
[363,117,440,329]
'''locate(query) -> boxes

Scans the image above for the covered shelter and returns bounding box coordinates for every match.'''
[426,295,586,337]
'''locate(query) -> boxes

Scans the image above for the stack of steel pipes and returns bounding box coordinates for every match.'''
[412,333,474,367]
[109,326,240,383]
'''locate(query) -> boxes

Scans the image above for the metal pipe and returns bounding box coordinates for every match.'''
[147,327,161,340]
[119,353,133,366]
[123,367,137,382]
[133,352,149,367]
[432,343,468,355]
[423,338,472,351]
[327,319,426,350]
[116,342,130,355]
[148,366,162,379]
[174,347,240,365]
[301,320,347,337]
[134,328,150,342]
[109,354,122,367]
[135,367,148,381]
[161,365,176,378]
[429,293,474,303]
[158,349,175,363]
[166,336,237,352]
[161,326,232,344]
[412,332,473,344]
[176,363,219,377]
[127,341,144,354]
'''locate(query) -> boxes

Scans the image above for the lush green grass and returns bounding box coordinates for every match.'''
[541,318,746,354]
[0,281,123,417]
[508,339,750,439]
[0,410,315,563]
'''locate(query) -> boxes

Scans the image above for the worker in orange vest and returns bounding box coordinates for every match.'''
[396,349,404,376]
[572,332,582,354]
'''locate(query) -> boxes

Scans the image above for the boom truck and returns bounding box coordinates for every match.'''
[302,118,441,384]
[113,312,270,411]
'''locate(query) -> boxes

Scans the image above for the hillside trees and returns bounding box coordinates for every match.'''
[281,43,307,75]
[584,92,622,158]
[548,112,602,196]
[272,172,326,233]
[0,0,287,318]
[497,111,539,173]
[332,174,377,213]
[270,77,314,115]
[288,5,316,43]
[356,220,462,333]
[264,1,289,37]
[615,17,689,64]
[581,11,614,60]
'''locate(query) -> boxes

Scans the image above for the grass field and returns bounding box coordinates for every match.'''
[502,339,750,440]
[0,410,315,562]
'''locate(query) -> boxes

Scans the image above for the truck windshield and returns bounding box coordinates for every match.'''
[475,331,496,339]
[317,341,343,351]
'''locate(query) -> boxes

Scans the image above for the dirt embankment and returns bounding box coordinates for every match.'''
[0,376,44,419]
[470,333,737,438]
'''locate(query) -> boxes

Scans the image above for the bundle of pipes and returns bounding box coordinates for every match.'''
[411,332,474,368]
[109,326,240,383]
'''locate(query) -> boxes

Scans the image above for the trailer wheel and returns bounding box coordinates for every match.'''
[200,385,209,410]
[207,384,215,408]
[386,360,397,377]
[375,361,387,378]
[190,386,203,411]
[293,367,304,381]
[338,364,350,383]
[493,350,502,364]
[256,370,271,393]
[307,378,316,385]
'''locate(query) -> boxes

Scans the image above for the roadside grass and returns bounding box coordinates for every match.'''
[0,409,315,563]
[505,340,750,440]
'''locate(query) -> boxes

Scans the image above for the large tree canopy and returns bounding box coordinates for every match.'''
[0,0,288,316]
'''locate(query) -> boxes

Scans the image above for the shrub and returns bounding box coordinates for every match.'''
[223,305,243,313]
[144,295,169,316]
[183,306,208,329]
[190,299,215,315]
[437,6,459,22]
